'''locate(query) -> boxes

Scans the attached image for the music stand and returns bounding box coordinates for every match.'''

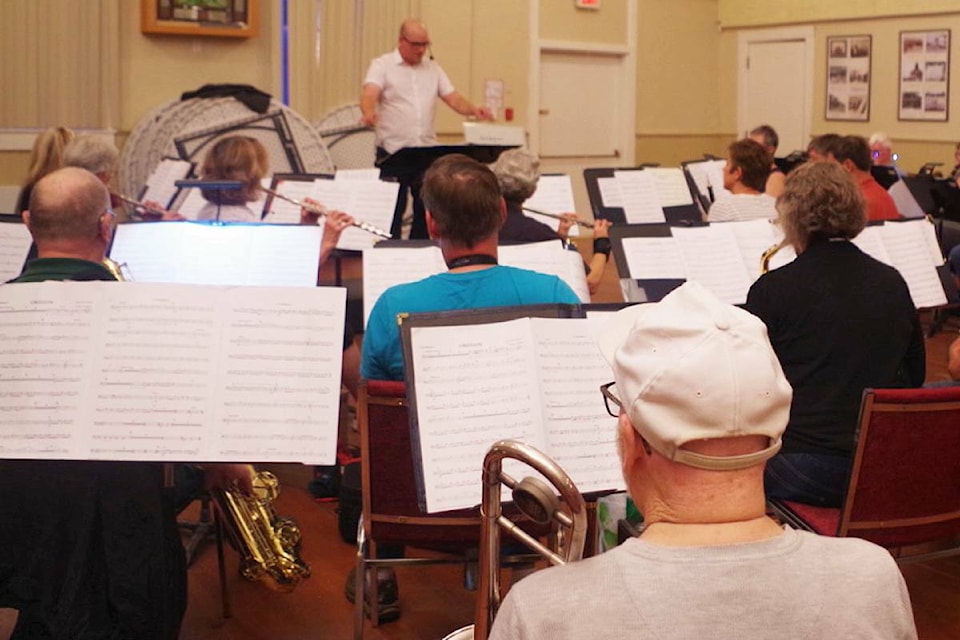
[870,165,900,190]
[376,144,515,239]
[174,179,244,223]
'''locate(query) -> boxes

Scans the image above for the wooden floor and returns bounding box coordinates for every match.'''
[179,251,960,639]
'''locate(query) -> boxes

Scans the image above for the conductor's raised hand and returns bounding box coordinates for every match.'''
[475,106,495,121]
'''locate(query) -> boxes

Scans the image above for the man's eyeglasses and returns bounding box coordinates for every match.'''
[402,36,430,48]
[600,381,623,417]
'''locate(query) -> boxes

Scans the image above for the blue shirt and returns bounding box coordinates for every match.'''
[362,265,580,380]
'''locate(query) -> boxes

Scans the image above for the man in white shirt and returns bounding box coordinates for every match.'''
[707,138,777,223]
[360,19,493,238]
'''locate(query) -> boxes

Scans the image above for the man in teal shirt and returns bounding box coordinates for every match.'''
[362,154,580,381]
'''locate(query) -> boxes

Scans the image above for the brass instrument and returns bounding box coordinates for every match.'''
[261,187,393,239]
[102,257,130,281]
[445,439,588,640]
[760,240,787,274]
[212,470,311,592]
[522,205,596,229]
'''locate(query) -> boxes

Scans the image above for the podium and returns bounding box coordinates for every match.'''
[377,144,516,239]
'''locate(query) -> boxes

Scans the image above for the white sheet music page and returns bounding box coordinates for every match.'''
[362,246,446,326]
[212,286,345,464]
[620,236,686,279]
[313,178,397,251]
[851,226,892,265]
[726,219,784,281]
[887,181,926,219]
[912,217,945,266]
[109,223,321,287]
[877,222,948,308]
[0,222,32,281]
[88,283,218,460]
[499,242,590,303]
[532,317,624,494]
[644,167,694,208]
[705,160,731,200]
[335,168,381,181]
[409,318,545,512]
[524,175,580,237]
[263,179,315,224]
[597,177,623,208]
[0,282,101,459]
[614,170,667,223]
[140,158,193,209]
[671,225,752,304]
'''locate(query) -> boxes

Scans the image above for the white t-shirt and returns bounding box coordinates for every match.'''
[708,192,777,222]
[363,49,456,154]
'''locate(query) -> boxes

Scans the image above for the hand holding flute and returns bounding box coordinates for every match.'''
[112,192,185,221]
[261,186,392,239]
[522,205,596,230]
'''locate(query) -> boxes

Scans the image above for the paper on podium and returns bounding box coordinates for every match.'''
[109,222,322,287]
[0,221,32,281]
[405,315,623,513]
[0,281,346,464]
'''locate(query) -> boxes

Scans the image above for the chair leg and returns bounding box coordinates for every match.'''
[214,508,232,620]
[354,518,366,640]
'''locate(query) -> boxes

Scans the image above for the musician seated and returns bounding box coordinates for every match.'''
[1,167,253,640]
[748,124,785,197]
[362,153,581,382]
[806,132,841,162]
[490,282,917,639]
[745,162,924,507]
[869,131,908,178]
[705,138,776,223]
[14,126,74,215]
[490,148,612,295]
[831,135,901,222]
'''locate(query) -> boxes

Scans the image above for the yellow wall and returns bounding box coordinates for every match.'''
[539,0,629,45]
[719,0,960,28]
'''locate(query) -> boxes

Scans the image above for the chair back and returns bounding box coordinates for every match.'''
[838,386,960,549]
[358,380,482,549]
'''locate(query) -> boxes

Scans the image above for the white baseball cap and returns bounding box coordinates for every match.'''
[598,282,792,471]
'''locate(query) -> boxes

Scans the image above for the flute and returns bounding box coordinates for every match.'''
[261,187,393,239]
[522,205,595,229]
[112,192,169,219]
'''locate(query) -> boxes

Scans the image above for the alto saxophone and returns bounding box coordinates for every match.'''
[212,470,311,592]
[760,241,787,274]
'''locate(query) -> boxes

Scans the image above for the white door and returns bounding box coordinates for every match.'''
[538,51,625,160]
[738,28,814,155]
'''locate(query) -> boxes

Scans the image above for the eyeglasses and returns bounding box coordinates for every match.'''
[401,36,430,48]
[600,381,623,417]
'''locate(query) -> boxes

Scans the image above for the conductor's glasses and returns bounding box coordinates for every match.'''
[402,36,430,48]
[601,382,623,417]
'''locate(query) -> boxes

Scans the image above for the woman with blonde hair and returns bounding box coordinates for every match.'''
[15,126,75,214]
[196,135,270,222]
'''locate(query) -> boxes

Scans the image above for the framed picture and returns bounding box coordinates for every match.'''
[825,35,872,121]
[141,0,258,38]
[899,30,950,121]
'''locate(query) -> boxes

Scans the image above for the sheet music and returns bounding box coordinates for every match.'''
[0,222,32,281]
[335,168,381,181]
[597,177,623,208]
[705,161,730,200]
[684,160,729,201]
[614,170,667,223]
[362,246,447,326]
[620,236,687,279]
[671,225,752,304]
[533,317,624,494]
[109,222,322,287]
[139,158,193,209]
[877,222,948,308]
[851,226,892,265]
[499,242,591,303]
[263,179,315,224]
[313,178,398,251]
[0,282,345,463]
[910,218,945,266]
[726,218,782,280]
[644,167,694,207]
[887,181,926,219]
[0,283,100,457]
[524,175,580,237]
[410,318,546,512]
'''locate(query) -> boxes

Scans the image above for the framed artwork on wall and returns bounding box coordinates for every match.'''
[898,30,950,121]
[825,35,872,121]
[141,0,259,38]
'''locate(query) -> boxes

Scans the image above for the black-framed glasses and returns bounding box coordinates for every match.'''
[600,381,622,417]
[401,36,430,48]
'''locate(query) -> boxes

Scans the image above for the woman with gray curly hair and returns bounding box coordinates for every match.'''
[745,161,925,508]
[490,148,611,294]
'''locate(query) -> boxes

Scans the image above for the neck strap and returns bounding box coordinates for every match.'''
[445,254,498,270]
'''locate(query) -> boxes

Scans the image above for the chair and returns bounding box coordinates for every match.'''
[769,386,960,563]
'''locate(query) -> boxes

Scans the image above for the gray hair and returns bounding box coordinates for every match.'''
[63,135,119,178]
[490,148,540,203]
[868,132,892,149]
[28,167,110,243]
[777,161,865,251]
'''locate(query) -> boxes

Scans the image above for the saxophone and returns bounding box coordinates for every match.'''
[212,470,311,592]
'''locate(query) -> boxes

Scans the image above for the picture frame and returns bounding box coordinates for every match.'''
[825,35,872,122]
[898,29,950,121]
[141,0,258,39]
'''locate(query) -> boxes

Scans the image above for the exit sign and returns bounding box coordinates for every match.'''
[576,0,601,8]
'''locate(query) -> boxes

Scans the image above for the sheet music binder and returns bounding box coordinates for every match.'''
[609,222,689,303]
[583,167,701,225]
[398,304,584,513]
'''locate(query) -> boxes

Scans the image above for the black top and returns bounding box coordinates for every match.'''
[745,240,925,456]
[0,260,186,640]
[499,201,560,244]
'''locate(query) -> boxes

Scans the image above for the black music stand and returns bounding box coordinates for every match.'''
[377,144,515,239]
[174,179,244,223]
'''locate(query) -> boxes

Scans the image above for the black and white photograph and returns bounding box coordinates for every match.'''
[826,35,871,121]
[899,29,950,121]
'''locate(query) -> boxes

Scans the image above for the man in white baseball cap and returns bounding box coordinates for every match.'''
[489,282,917,640]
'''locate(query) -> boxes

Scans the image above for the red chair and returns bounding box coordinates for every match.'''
[769,386,960,562]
